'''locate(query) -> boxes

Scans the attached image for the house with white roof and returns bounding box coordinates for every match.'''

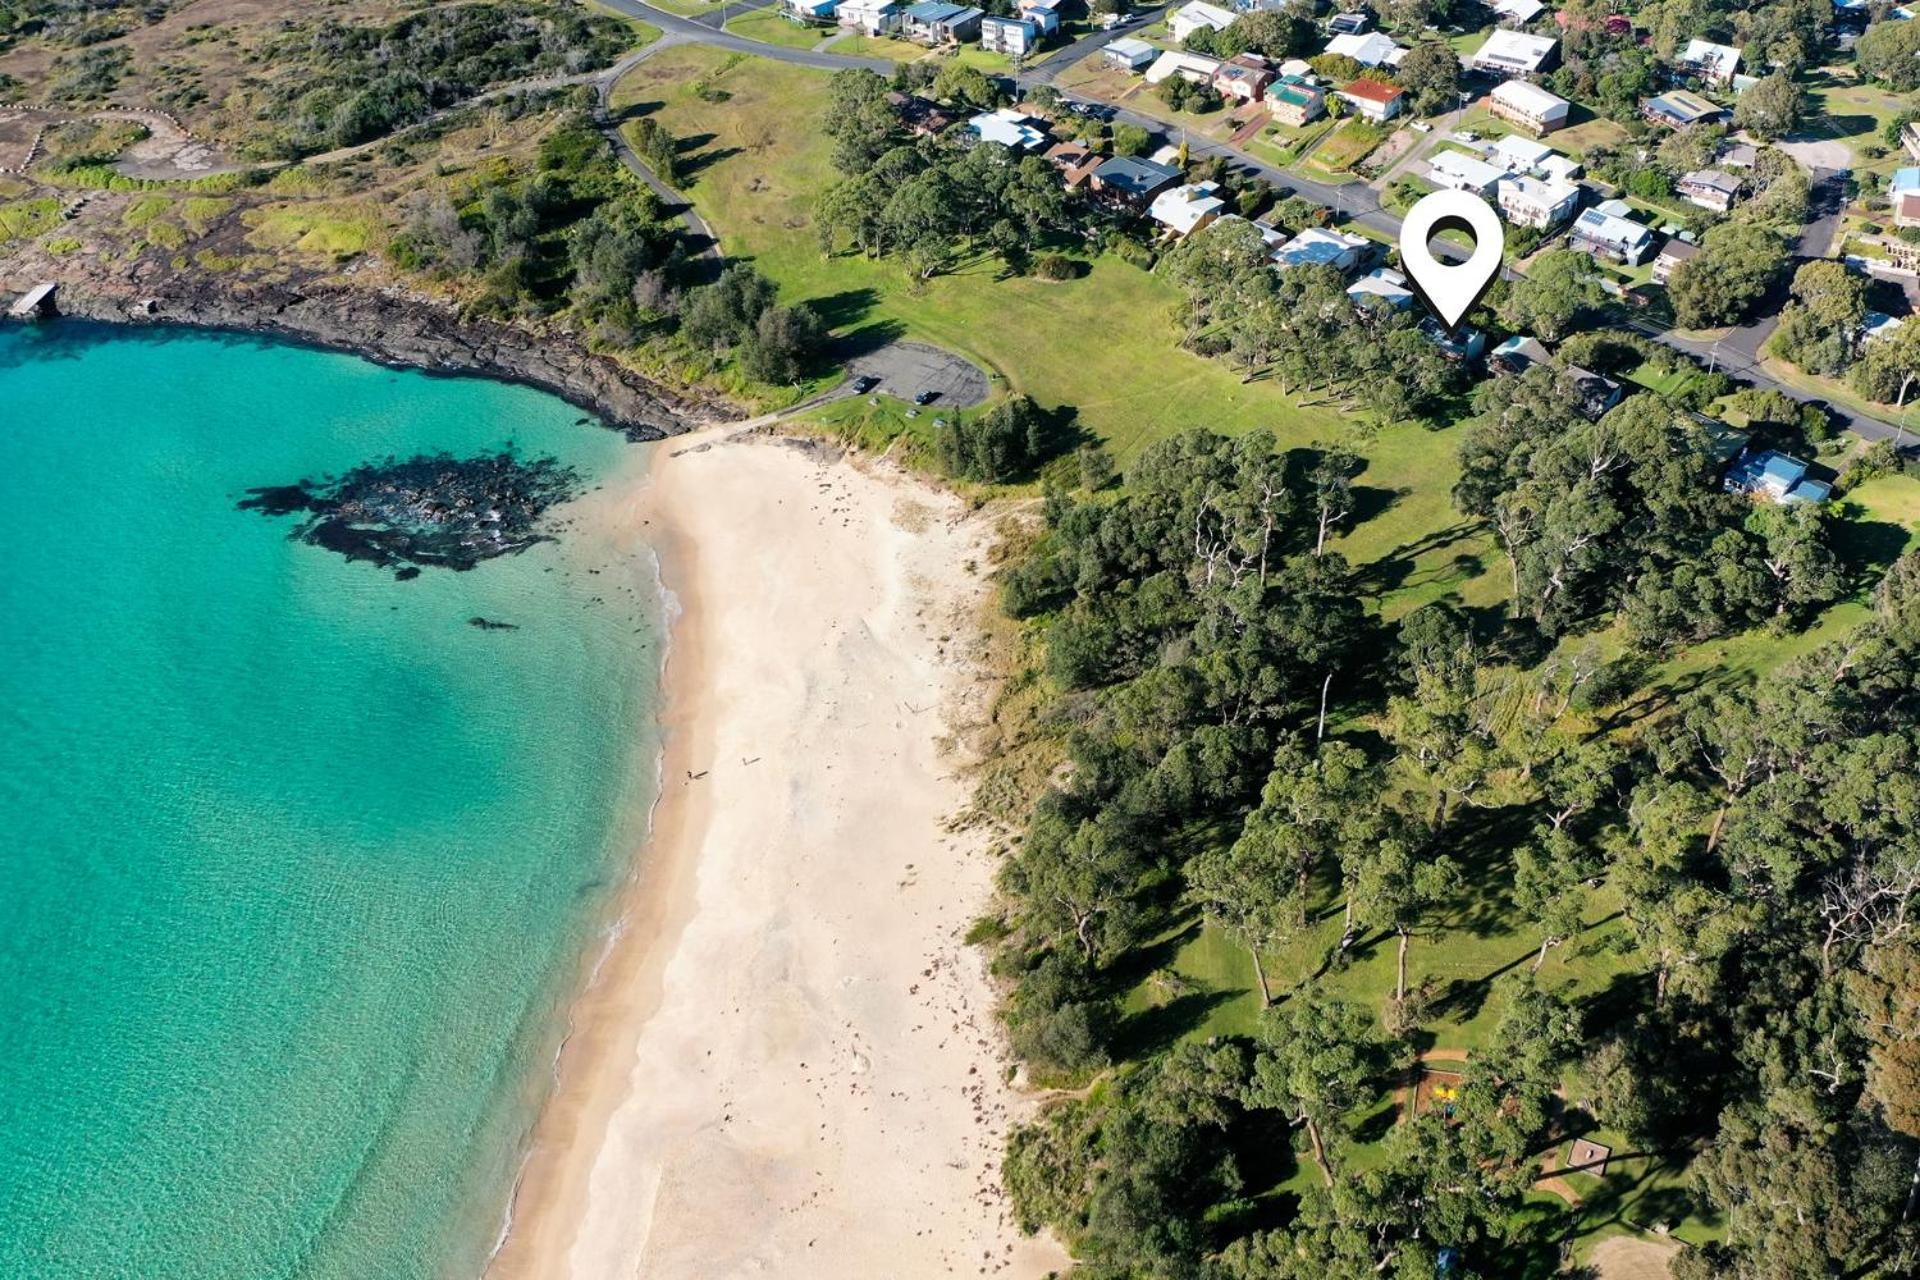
[1499,174,1580,228]
[1326,31,1406,67]
[1150,181,1228,237]
[1145,49,1224,84]
[1488,79,1570,134]
[1571,205,1653,263]
[1169,0,1237,41]
[1680,39,1741,85]
[836,0,902,33]
[1429,150,1508,194]
[968,108,1047,152]
[1468,29,1558,78]
[1489,134,1554,173]
[1017,0,1063,30]
[1493,0,1545,22]
[1539,153,1581,183]
[1347,266,1416,309]
[1104,36,1157,70]
[1272,226,1371,271]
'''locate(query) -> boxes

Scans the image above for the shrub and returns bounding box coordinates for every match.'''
[1033,253,1079,281]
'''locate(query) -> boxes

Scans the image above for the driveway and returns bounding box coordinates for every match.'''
[843,341,992,407]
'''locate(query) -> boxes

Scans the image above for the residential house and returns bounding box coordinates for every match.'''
[1017,0,1064,31]
[1679,38,1741,85]
[900,0,983,43]
[837,0,902,33]
[1089,154,1183,205]
[980,14,1041,55]
[1150,181,1229,237]
[1717,141,1758,169]
[1539,153,1581,183]
[1488,78,1570,134]
[1725,450,1831,504]
[1678,168,1741,212]
[1266,75,1326,125]
[968,107,1047,152]
[1652,236,1698,284]
[1860,311,1906,350]
[1488,133,1554,173]
[1420,318,1487,359]
[1892,167,1920,228]
[1104,36,1158,71]
[1145,49,1225,83]
[1327,31,1406,67]
[1493,0,1546,23]
[1565,364,1624,418]
[1169,0,1238,40]
[887,92,962,135]
[1429,149,1507,194]
[1347,266,1416,309]
[1490,334,1551,373]
[1693,414,1752,471]
[783,0,841,21]
[1571,205,1654,263]
[1272,226,1371,271]
[1499,174,1580,228]
[1214,53,1276,102]
[1904,120,1920,162]
[1642,90,1724,128]
[1338,77,1404,122]
[1468,29,1558,78]
[1214,213,1289,253]
[1045,139,1103,188]
[1278,57,1314,77]
[1327,11,1370,35]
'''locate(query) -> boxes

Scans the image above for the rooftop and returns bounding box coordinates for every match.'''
[1645,89,1724,124]
[1341,77,1404,104]
[1491,78,1569,115]
[1490,134,1554,171]
[1430,150,1508,189]
[1681,38,1741,78]
[969,108,1047,151]
[1893,166,1920,196]
[1326,31,1405,66]
[1091,153,1182,197]
[1471,28,1558,69]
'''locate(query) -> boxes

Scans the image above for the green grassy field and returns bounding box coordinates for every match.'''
[724,9,832,49]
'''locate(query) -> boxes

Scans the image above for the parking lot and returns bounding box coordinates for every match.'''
[841,341,992,408]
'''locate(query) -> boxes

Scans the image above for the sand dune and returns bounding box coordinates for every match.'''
[490,428,1066,1280]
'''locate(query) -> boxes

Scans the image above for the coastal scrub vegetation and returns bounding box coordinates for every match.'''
[246,2,629,160]
[986,411,1919,1273]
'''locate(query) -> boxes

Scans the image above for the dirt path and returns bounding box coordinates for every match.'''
[1589,1234,1681,1280]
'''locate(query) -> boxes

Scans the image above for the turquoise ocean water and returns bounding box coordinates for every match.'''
[0,323,660,1279]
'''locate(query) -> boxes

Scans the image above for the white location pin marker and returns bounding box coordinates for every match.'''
[1398,188,1504,332]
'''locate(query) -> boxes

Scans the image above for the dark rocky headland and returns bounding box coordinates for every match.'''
[6,273,736,442]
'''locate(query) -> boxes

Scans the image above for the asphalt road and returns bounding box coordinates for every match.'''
[588,3,1906,439]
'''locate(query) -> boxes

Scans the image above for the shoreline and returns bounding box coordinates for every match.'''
[484,438,718,1277]
[489,427,1068,1279]
[2,277,734,441]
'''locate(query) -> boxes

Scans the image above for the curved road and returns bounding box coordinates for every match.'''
[586,0,1905,439]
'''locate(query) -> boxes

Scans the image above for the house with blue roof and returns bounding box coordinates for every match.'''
[901,0,984,43]
[1725,450,1831,504]
[1892,166,1920,227]
[1088,155,1183,206]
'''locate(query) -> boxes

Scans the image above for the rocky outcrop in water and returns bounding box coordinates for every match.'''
[240,450,581,576]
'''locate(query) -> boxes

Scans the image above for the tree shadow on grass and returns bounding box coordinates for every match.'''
[1112,988,1244,1060]
[673,138,742,181]
[1835,516,1912,586]
[607,98,663,124]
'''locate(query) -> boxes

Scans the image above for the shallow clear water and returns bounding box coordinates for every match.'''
[0,323,659,1279]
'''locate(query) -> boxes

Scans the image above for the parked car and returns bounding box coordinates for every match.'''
[914,389,940,405]
[851,375,879,394]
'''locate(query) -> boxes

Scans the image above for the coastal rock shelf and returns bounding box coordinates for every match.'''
[26,278,732,441]
[239,449,581,576]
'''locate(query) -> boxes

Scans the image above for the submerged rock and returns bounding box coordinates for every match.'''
[239,449,581,576]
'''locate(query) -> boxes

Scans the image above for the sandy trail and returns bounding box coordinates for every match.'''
[490,427,1065,1280]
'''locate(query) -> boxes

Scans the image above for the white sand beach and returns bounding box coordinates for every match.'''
[489,427,1066,1280]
